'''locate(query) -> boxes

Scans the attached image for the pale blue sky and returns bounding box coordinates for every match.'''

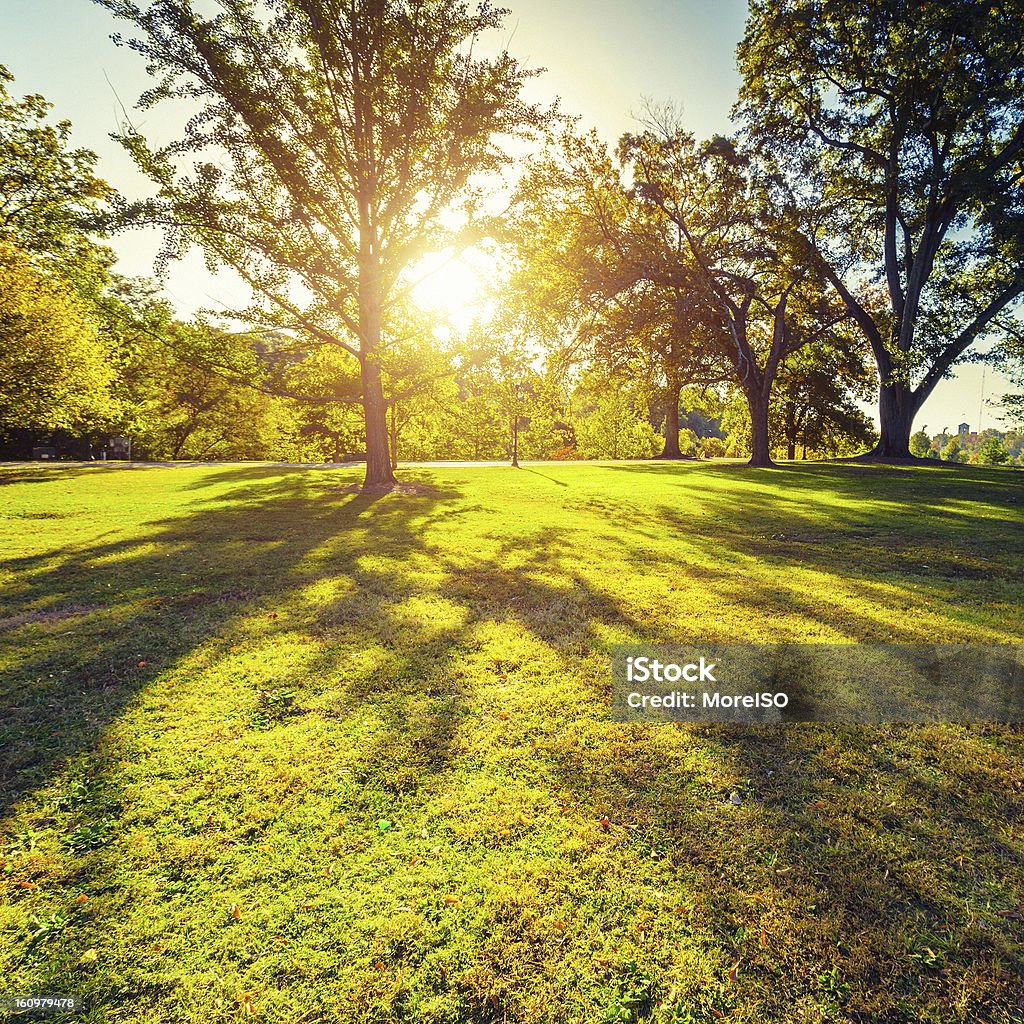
[1,0,1015,430]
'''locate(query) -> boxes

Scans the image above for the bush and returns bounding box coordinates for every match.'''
[698,436,727,459]
[549,444,577,460]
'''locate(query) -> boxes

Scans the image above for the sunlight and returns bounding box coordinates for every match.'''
[409,248,497,335]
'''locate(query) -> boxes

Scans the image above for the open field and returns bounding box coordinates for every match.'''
[1,461,1023,1024]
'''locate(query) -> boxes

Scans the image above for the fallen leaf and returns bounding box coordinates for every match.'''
[443,895,461,906]
[231,904,241,920]
[137,661,147,668]
[79,949,98,964]
[553,919,566,932]
[598,815,610,830]
[498,712,510,720]
[728,960,741,983]
[75,894,89,905]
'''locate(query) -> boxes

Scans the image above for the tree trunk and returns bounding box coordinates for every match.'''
[356,167,396,489]
[658,379,683,458]
[361,355,396,488]
[747,387,774,468]
[388,403,399,471]
[871,381,919,459]
[357,250,396,488]
[511,418,519,467]
[785,401,796,461]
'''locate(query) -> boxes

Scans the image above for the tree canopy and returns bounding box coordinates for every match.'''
[738,0,1024,457]
[97,0,554,486]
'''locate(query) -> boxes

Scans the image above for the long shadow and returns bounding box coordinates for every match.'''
[0,472,460,819]
[517,467,569,487]
[3,462,1023,1021]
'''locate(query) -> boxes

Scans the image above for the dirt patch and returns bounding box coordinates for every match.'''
[337,481,437,496]
[0,605,100,632]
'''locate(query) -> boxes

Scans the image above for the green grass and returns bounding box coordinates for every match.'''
[0,460,1023,1024]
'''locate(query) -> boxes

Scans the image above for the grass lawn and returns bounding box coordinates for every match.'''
[1,460,1023,1024]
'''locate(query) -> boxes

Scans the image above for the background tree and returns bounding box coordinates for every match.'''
[0,242,114,434]
[98,0,552,488]
[623,129,849,467]
[571,371,662,460]
[909,428,933,459]
[510,130,727,460]
[770,335,876,459]
[975,436,1010,465]
[0,66,114,297]
[941,436,965,463]
[739,0,1024,458]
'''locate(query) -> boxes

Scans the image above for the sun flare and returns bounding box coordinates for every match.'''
[409,249,497,335]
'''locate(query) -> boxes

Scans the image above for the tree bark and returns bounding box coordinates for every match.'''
[657,378,683,458]
[388,402,399,471]
[870,381,919,459]
[747,386,774,468]
[357,251,397,488]
[785,400,797,461]
[361,358,395,487]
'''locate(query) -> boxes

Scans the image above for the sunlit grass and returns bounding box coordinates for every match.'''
[1,461,1023,1023]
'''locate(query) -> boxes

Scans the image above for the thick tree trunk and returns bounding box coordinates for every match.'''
[357,242,396,488]
[658,379,683,458]
[870,382,919,459]
[747,387,774,468]
[361,356,396,488]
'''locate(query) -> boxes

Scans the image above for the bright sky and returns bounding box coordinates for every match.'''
[2,0,1017,432]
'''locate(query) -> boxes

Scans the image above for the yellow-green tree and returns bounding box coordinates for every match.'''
[0,243,114,432]
[98,0,553,488]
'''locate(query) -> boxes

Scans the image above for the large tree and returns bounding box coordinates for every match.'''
[738,0,1024,458]
[622,130,848,467]
[510,131,726,459]
[97,0,551,488]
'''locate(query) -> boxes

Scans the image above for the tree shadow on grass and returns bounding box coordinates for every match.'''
[0,472,463,820]
[2,462,1023,1022]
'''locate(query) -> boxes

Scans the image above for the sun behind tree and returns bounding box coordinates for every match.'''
[97,0,556,488]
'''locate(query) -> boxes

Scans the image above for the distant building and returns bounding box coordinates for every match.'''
[958,422,970,436]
